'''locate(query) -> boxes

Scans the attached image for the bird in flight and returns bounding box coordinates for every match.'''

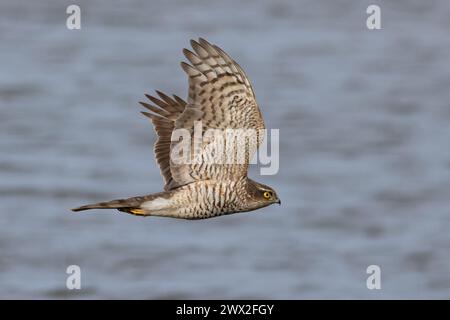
[71,38,280,219]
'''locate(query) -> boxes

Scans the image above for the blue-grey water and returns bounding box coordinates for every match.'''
[1,0,450,299]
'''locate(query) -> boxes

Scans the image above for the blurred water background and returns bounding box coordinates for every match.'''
[1,0,450,299]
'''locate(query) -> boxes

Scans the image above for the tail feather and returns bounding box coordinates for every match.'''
[71,196,147,212]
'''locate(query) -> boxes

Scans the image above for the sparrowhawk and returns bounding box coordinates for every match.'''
[71,38,280,219]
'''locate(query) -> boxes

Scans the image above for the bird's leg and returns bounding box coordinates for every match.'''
[117,208,149,216]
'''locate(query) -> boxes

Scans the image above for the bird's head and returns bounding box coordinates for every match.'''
[245,179,281,210]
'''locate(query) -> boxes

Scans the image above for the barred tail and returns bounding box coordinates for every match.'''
[71,195,150,212]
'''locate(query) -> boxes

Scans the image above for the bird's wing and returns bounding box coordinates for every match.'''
[140,91,187,191]
[166,38,265,190]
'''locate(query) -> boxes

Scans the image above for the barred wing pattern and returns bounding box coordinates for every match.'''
[142,38,265,190]
[140,92,187,190]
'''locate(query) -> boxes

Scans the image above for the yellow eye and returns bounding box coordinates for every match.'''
[263,191,272,199]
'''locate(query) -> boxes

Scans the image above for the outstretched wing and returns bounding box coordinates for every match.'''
[141,39,265,191]
[140,91,187,190]
[167,38,265,189]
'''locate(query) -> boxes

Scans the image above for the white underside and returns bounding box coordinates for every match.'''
[141,197,171,211]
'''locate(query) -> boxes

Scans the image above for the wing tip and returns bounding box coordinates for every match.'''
[140,111,153,118]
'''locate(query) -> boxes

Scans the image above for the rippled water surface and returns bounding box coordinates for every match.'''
[1,0,450,299]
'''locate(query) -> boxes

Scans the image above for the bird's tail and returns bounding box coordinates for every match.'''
[71,195,152,213]
[71,190,180,217]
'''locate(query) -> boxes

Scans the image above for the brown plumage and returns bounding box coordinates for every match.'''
[71,38,280,219]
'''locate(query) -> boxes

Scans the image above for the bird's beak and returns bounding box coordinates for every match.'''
[277,199,281,205]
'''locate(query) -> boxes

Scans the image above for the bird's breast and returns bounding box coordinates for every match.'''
[175,180,245,218]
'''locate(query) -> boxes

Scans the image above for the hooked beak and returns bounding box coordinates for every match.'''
[276,199,281,205]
